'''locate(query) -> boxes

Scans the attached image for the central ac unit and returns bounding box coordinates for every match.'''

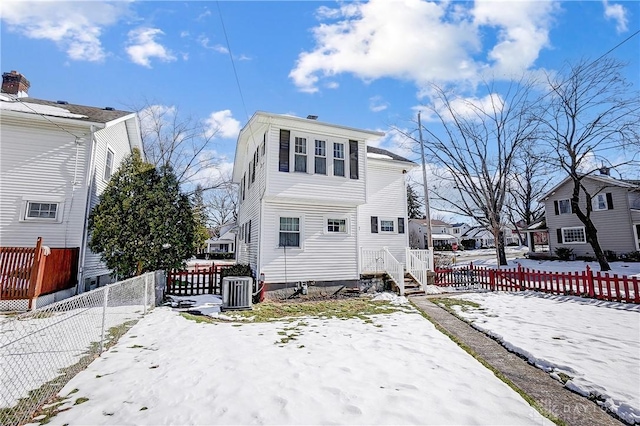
[222,276,253,310]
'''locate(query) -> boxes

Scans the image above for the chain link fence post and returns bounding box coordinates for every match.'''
[99,286,109,355]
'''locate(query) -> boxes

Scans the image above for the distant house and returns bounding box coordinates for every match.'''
[206,223,236,256]
[408,219,457,249]
[233,112,420,294]
[540,173,640,257]
[0,71,144,299]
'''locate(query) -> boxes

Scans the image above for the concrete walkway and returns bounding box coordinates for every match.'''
[410,295,624,426]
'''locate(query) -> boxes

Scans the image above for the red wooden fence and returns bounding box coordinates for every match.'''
[435,263,640,304]
[166,264,233,296]
[1,238,79,308]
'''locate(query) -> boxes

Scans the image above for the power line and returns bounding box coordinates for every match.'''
[15,98,83,139]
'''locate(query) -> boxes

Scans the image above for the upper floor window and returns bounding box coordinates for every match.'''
[294,137,307,173]
[104,148,114,181]
[556,199,571,215]
[315,140,327,175]
[349,140,359,180]
[592,193,613,211]
[334,143,345,177]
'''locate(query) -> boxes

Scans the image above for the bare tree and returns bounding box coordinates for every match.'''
[205,175,238,235]
[505,141,554,244]
[133,99,223,193]
[538,57,640,271]
[400,78,540,266]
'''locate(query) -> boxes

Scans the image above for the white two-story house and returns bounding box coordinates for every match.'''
[0,71,143,301]
[233,112,417,294]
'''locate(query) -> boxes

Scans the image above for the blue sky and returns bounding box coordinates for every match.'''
[2,0,639,192]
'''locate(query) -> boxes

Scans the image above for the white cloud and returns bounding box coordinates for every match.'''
[289,0,558,93]
[205,110,241,139]
[602,0,628,33]
[420,93,505,123]
[126,27,176,68]
[197,35,229,54]
[0,0,130,62]
[473,0,557,76]
[369,96,389,112]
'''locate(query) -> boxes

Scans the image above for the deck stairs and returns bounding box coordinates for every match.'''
[402,273,425,296]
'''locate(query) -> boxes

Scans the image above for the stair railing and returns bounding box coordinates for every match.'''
[405,248,429,289]
[382,248,404,296]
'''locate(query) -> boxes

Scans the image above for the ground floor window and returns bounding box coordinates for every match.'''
[327,218,347,233]
[279,217,300,247]
[380,219,394,232]
[562,227,586,244]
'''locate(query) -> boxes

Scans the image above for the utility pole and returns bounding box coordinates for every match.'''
[418,112,433,250]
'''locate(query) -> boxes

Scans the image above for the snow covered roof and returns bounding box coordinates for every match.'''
[432,234,456,240]
[0,94,133,123]
[366,146,414,164]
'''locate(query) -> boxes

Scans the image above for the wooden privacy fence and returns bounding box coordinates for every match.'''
[166,264,233,296]
[1,238,79,308]
[435,263,640,304]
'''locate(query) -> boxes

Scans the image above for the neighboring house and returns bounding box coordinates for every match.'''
[0,71,143,296]
[540,172,640,257]
[233,112,416,291]
[451,222,471,242]
[408,219,457,248]
[206,223,236,255]
[460,227,496,249]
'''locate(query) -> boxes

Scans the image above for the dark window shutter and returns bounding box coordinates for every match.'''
[556,228,563,244]
[398,218,405,234]
[606,193,614,210]
[279,129,290,172]
[371,216,378,233]
[248,220,252,243]
[554,200,559,215]
[349,140,359,179]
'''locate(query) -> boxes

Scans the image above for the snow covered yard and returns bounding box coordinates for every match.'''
[441,292,640,424]
[30,296,553,425]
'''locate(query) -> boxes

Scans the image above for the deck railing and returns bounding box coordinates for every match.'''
[361,248,405,295]
[406,248,430,288]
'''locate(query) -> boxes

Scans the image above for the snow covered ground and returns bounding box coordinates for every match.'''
[447,291,640,424]
[33,296,553,425]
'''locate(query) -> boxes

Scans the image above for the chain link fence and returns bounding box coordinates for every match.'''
[0,271,165,426]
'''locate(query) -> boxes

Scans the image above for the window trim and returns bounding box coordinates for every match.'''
[20,196,65,223]
[333,142,345,177]
[380,218,396,233]
[277,214,304,249]
[323,215,350,235]
[556,199,572,215]
[104,146,115,182]
[561,226,586,244]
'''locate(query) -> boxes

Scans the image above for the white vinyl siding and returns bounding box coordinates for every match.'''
[260,202,358,283]
[265,127,367,206]
[0,121,89,247]
[357,159,410,263]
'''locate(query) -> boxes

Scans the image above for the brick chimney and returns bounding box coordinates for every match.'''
[2,70,30,97]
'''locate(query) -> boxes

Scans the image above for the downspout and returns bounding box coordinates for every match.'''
[77,125,98,294]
